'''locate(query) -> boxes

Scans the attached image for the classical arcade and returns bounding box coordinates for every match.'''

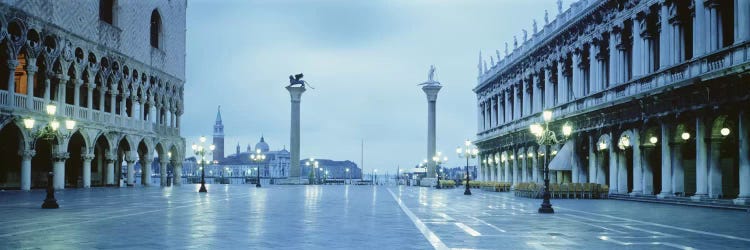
[0,2,186,190]
[474,0,749,204]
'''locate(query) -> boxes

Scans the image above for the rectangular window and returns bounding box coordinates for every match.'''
[100,0,114,24]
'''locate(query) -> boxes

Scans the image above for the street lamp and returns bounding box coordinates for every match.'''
[345,168,350,184]
[432,152,447,189]
[305,158,318,184]
[250,149,266,187]
[24,103,76,209]
[457,140,479,195]
[529,110,571,214]
[191,136,215,193]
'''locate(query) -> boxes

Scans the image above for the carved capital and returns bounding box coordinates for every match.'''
[7,59,19,69]
[20,150,36,160]
[52,152,70,162]
[81,153,95,161]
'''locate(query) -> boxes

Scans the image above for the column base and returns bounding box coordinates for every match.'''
[691,194,708,201]
[733,197,750,205]
[629,191,643,197]
[656,192,674,199]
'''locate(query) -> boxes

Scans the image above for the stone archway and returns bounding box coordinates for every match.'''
[0,122,24,189]
[92,133,112,187]
[64,131,86,188]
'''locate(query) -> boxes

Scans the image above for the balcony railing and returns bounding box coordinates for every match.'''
[477,41,749,141]
[0,92,179,137]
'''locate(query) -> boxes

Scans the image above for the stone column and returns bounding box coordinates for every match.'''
[522,78,531,117]
[660,3,671,68]
[512,154,519,187]
[735,111,750,204]
[106,155,115,186]
[25,63,37,109]
[589,43,599,93]
[7,60,18,96]
[693,117,709,200]
[504,89,512,122]
[57,76,68,107]
[504,153,511,183]
[99,86,107,112]
[173,161,183,186]
[736,0,750,44]
[693,0,706,57]
[160,160,169,186]
[617,150,628,194]
[708,140,723,198]
[609,30,619,86]
[557,58,567,103]
[514,85,522,120]
[632,18,642,78]
[52,152,69,190]
[82,153,94,188]
[287,86,307,181]
[20,150,35,191]
[532,73,541,113]
[110,89,118,114]
[658,123,674,198]
[609,137,619,194]
[532,150,539,183]
[43,76,51,102]
[597,149,607,185]
[521,151,527,182]
[589,135,597,183]
[673,143,685,195]
[641,146,654,195]
[141,158,152,186]
[544,66,553,108]
[73,79,83,108]
[126,153,136,186]
[572,49,581,99]
[631,131,643,195]
[120,92,128,116]
[672,19,685,64]
[706,2,722,52]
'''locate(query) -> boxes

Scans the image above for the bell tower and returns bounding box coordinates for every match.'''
[213,106,224,162]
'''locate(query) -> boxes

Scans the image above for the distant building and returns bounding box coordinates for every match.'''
[300,159,362,180]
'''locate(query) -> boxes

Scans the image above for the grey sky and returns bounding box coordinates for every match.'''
[184,0,561,175]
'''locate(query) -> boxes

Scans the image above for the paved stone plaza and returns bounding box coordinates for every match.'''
[1,185,749,249]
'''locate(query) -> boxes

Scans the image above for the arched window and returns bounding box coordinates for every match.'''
[150,9,162,48]
[100,0,115,24]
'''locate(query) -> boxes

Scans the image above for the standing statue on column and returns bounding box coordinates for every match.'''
[533,19,538,34]
[557,0,563,15]
[522,29,528,42]
[545,10,549,24]
[496,50,501,61]
[513,36,518,49]
[505,42,509,56]
[428,65,436,82]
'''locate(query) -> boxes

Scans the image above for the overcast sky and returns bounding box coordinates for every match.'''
[183,0,562,175]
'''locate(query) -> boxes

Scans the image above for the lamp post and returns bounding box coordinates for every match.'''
[345,168,350,184]
[457,140,479,195]
[529,110,572,214]
[305,158,318,184]
[432,152,447,189]
[23,103,76,209]
[373,169,378,185]
[191,136,215,193]
[250,149,266,187]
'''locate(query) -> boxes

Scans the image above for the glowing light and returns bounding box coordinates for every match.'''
[720,128,730,136]
[649,136,658,144]
[681,132,690,140]
[65,120,76,130]
[542,110,552,122]
[599,142,607,150]
[23,118,35,129]
[562,124,572,136]
[199,136,206,143]
[50,120,60,131]
[46,103,57,115]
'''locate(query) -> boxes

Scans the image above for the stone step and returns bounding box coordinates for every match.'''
[608,194,750,211]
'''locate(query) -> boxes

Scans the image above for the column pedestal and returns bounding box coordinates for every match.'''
[174,162,182,186]
[82,154,94,188]
[160,160,169,186]
[141,159,152,186]
[736,111,750,205]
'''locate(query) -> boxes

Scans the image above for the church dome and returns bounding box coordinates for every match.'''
[255,136,270,153]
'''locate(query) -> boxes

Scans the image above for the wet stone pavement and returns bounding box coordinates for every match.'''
[0,185,749,249]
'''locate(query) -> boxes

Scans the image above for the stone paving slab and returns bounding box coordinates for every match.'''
[1,185,749,249]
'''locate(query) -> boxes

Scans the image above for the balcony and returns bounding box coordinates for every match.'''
[0,93,179,137]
